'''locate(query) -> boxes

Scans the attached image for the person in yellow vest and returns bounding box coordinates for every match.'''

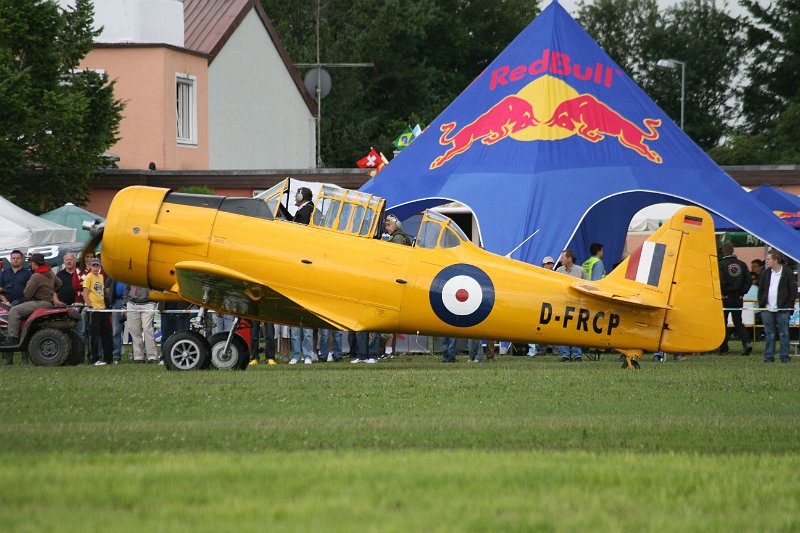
[582,243,606,281]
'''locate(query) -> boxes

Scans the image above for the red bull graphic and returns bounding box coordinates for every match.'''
[431,95,538,170]
[545,94,662,163]
[773,211,800,227]
[429,76,663,170]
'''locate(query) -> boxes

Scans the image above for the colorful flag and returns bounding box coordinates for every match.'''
[368,153,390,177]
[393,126,415,150]
[625,241,666,286]
[356,148,381,168]
[412,123,422,138]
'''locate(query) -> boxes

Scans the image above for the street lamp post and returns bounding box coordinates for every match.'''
[656,59,685,130]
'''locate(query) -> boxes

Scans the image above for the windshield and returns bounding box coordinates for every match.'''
[415,210,466,249]
[254,179,289,219]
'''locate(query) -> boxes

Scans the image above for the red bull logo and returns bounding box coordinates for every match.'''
[431,95,538,170]
[430,76,663,170]
[773,211,800,227]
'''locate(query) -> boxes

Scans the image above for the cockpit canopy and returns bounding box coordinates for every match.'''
[255,178,385,239]
[415,210,468,249]
[255,178,467,248]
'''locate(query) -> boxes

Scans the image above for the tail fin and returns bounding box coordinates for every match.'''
[601,206,724,352]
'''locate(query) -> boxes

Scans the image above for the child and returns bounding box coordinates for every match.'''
[82,258,113,365]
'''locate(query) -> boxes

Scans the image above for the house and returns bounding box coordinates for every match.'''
[74,0,316,173]
[184,0,317,170]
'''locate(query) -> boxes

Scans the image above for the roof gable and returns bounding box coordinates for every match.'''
[184,0,316,115]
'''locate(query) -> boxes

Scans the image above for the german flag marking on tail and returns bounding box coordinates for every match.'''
[683,215,703,226]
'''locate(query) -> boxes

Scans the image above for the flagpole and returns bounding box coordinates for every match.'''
[315,0,322,168]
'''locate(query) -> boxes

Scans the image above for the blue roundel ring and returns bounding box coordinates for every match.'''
[429,264,495,327]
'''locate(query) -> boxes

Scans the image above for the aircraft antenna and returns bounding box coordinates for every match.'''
[504,229,540,258]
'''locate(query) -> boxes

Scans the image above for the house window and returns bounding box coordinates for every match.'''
[176,73,197,145]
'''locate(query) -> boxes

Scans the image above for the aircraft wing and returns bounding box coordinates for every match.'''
[173,261,343,329]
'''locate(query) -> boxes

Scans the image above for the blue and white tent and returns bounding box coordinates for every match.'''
[361,1,800,264]
[749,186,800,229]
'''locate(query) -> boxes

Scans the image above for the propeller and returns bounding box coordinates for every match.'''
[81,219,105,260]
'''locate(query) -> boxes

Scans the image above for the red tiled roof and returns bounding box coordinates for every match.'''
[184,0,250,58]
[184,0,317,116]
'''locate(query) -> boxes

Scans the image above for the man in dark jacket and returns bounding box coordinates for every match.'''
[288,187,315,363]
[290,187,315,225]
[758,250,798,363]
[3,253,61,345]
[718,243,753,355]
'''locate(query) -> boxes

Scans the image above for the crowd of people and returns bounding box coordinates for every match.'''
[0,225,796,366]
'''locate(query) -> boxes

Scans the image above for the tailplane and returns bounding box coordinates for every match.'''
[594,206,724,352]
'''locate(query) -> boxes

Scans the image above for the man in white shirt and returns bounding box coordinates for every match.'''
[556,249,586,362]
[757,250,797,363]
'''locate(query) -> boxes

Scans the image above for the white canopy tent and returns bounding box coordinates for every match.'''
[0,196,76,248]
[628,203,684,232]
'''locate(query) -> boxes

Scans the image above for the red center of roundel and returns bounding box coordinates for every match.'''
[455,288,469,302]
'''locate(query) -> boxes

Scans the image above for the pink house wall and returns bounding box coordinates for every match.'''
[80,47,208,170]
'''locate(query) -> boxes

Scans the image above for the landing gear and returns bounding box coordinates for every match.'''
[208,331,249,370]
[617,349,643,370]
[162,330,211,371]
[621,357,641,369]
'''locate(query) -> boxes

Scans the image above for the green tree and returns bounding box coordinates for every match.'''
[709,0,800,164]
[740,0,800,132]
[576,0,746,150]
[574,0,663,80]
[709,100,800,165]
[0,0,123,213]
[262,0,539,167]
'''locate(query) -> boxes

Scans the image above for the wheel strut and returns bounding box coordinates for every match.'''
[222,316,241,355]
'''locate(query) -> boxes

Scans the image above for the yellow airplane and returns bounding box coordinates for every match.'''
[94,179,724,370]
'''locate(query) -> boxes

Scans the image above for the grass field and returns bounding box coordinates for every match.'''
[1,343,799,531]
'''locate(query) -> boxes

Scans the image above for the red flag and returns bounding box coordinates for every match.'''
[368,153,389,177]
[356,148,381,168]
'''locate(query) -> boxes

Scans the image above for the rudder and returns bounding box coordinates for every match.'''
[604,206,724,353]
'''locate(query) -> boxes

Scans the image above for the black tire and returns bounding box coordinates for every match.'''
[67,331,85,365]
[208,332,249,370]
[621,358,641,370]
[162,330,210,371]
[28,328,72,366]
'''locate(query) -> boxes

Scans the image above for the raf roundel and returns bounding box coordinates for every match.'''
[429,264,495,327]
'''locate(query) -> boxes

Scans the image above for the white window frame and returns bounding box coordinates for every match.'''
[176,73,197,145]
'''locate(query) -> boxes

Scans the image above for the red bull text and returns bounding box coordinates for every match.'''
[489,49,620,91]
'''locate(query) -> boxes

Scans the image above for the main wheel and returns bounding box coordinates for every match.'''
[208,332,250,370]
[67,330,85,365]
[621,358,641,369]
[28,328,72,366]
[162,330,211,371]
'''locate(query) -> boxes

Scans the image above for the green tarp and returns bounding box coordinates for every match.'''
[40,203,104,246]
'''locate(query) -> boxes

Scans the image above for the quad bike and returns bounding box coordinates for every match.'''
[161,308,251,371]
[0,303,83,366]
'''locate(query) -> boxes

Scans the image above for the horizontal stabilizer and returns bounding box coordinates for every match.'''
[570,282,666,308]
